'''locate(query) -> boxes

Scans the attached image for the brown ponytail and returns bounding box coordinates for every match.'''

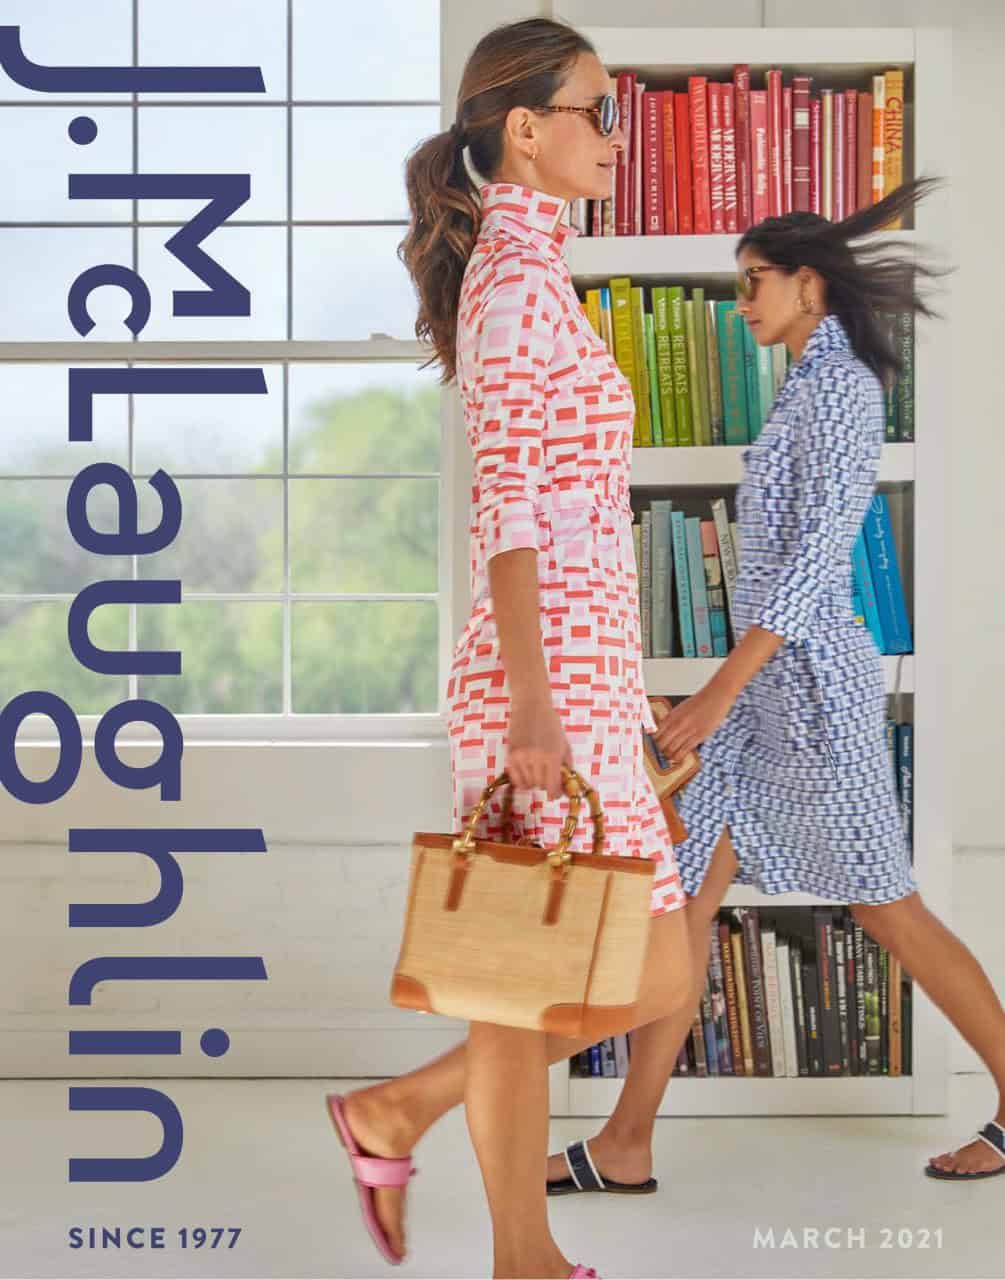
[398,18,595,385]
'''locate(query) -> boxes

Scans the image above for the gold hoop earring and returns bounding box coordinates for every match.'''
[531,148,539,162]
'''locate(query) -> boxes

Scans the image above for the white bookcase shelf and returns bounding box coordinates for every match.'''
[630,443,914,487]
[552,25,951,1119]
[643,655,913,697]
[568,230,915,287]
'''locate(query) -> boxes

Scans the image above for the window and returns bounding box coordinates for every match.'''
[1,0,448,742]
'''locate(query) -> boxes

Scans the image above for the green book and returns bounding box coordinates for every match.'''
[652,286,678,446]
[631,286,653,447]
[644,312,663,447]
[668,286,693,446]
[757,341,774,426]
[610,277,640,446]
[716,301,750,446]
[691,287,712,446]
[683,300,702,447]
[742,319,764,441]
[896,310,914,441]
[705,301,724,447]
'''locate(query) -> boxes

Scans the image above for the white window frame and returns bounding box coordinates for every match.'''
[2,1,473,747]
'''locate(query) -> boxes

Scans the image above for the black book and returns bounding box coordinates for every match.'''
[864,937,882,1074]
[834,917,851,1075]
[813,907,842,1075]
[802,957,823,1076]
[853,920,868,1073]
[843,909,859,1075]
[902,981,913,1075]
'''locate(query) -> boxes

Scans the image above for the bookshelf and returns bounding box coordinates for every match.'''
[549,26,952,1119]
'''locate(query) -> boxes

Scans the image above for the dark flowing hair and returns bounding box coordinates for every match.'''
[737,175,952,386]
[398,18,595,385]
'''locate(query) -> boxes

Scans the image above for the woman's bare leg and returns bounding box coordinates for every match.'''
[336,834,733,1259]
[851,893,1005,1175]
[464,1023,571,1279]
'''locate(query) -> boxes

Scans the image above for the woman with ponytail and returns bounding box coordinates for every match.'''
[545,177,1005,1195]
[326,18,699,1279]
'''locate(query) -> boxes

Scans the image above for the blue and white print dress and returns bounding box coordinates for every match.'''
[675,312,917,904]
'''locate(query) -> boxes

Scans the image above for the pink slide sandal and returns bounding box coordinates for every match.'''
[325,1093,418,1266]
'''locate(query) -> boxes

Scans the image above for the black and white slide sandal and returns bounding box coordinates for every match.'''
[924,1120,1005,1179]
[546,1138,659,1196]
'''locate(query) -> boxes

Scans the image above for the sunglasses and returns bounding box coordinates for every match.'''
[735,264,786,301]
[535,93,620,137]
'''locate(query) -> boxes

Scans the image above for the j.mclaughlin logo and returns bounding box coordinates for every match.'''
[0,27,270,1183]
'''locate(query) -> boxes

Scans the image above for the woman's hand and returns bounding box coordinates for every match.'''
[654,682,736,763]
[506,697,574,800]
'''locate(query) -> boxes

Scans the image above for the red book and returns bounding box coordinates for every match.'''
[689,76,712,234]
[722,83,738,234]
[750,90,769,224]
[661,91,678,235]
[782,85,793,215]
[674,92,694,234]
[633,79,645,234]
[643,91,665,234]
[708,82,725,234]
[810,96,822,216]
[616,72,635,235]
[857,92,873,213]
[833,90,846,222]
[766,69,783,218]
[792,76,811,212]
[845,88,859,214]
[733,65,752,232]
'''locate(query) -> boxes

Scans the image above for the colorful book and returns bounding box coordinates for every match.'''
[863,493,912,653]
[650,499,674,658]
[630,286,653,446]
[685,516,714,658]
[671,509,696,657]
[644,311,663,446]
[716,301,750,446]
[668,287,693,445]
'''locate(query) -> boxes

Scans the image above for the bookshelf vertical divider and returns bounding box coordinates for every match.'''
[547,26,951,1119]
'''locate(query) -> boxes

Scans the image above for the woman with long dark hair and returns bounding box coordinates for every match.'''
[325,18,701,1279]
[545,178,1005,1197]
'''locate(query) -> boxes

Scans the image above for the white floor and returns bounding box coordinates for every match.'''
[1,1073,1001,1280]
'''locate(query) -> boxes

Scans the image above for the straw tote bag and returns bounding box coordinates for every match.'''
[391,765,658,1037]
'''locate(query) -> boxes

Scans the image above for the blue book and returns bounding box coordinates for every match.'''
[897,723,914,860]
[589,1043,602,1076]
[862,495,912,653]
[851,527,886,653]
[671,510,696,657]
[685,517,714,658]
[650,499,674,658]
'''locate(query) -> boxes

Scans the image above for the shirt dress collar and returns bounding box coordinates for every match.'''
[477,181,580,262]
[796,312,852,369]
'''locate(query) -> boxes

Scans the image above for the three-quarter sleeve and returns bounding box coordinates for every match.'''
[756,363,875,644]
[466,251,561,564]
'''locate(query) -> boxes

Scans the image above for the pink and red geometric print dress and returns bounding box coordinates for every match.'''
[445,182,686,918]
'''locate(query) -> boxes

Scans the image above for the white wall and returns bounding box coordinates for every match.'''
[1,0,1001,1085]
